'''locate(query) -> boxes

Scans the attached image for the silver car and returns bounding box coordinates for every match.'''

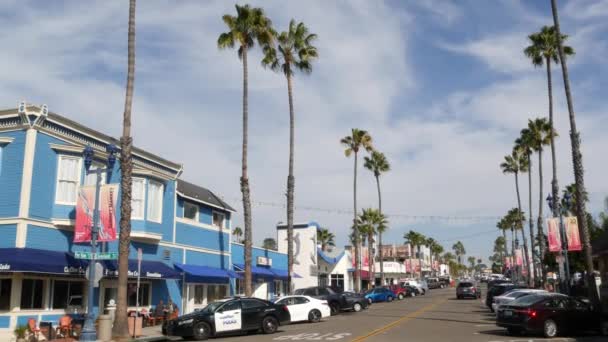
[491,289,546,313]
[456,281,480,299]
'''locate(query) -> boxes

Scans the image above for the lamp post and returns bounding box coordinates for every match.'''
[80,144,118,342]
[546,192,571,295]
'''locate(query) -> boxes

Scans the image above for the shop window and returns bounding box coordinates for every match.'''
[212,212,225,229]
[235,278,245,296]
[147,180,164,223]
[52,280,84,309]
[55,155,82,204]
[193,285,205,305]
[273,280,283,296]
[127,282,150,307]
[0,279,12,311]
[331,274,345,292]
[21,279,44,309]
[184,202,199,221]
[206,285,225,303]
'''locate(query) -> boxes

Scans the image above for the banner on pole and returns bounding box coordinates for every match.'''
[565,216,582,251]
[515,249,523,266]
[504,256,512,269]
[546,218,562,252]
[74,184,119,243]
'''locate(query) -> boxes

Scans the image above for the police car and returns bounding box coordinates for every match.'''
[162,297,291,340]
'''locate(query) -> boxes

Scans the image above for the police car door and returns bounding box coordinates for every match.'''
[214,300,242,333]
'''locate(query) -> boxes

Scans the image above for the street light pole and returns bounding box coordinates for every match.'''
[80,145,117,342]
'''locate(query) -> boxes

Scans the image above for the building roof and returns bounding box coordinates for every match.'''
[177,179,236,213]
[276,222,320,230]
[318,247,345,265]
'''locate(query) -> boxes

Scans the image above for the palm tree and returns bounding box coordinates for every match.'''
[262,19,318,294]
[500,150,531,285]
[317,228,336,252]
[358,208,388,288]
[442,252,456,274]
[506,207,526,281]
[232,226,243,243]
[452,241,466,270]
[493,236,506,263]
[550,0,597,307]
[404,231,425,278]
[114,0,136,337]
[525,25,574,221]
[427,238,443,276]
[263,238,277,250]
[527,117,556,285]
[218,4,274,296]
[496,217,510,263]
[363,150,390,284]
[516,129,538,282]
[341,129,373,291]
[467,256,476,272]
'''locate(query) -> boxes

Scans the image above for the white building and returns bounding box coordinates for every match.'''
[317,248,354,292]
[277,222,319,291]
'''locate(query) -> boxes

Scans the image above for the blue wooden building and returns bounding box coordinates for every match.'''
[0,103,288,335]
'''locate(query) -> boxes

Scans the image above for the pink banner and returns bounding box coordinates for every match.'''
[504,257,512,269]
[546,218,562,252]
[515,249,523,266]
[74,184,118,243]
[565,216,582,251]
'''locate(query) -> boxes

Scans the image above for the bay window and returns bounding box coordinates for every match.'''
[55,155,82,204]
[131,178,146,220]
[147,180,163,223]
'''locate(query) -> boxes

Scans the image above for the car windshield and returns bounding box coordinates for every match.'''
[510,294,545,306]
[204,301,227,312]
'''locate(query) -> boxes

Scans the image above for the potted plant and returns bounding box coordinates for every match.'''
[14,325,27,342]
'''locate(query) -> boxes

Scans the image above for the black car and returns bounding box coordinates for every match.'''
[401,285,421,297]
[486,283,526,311]
[456,281,481,299]
[496,293,608,337]
[162,297,290,340]
[438,276,451,288]
[293,287,368,314]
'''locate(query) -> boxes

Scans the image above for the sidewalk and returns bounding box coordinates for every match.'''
[132,325,168,341]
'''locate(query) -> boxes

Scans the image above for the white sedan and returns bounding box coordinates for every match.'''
[273,295,331,323]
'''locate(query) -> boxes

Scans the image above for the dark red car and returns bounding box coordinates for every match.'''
[389,285,407,300]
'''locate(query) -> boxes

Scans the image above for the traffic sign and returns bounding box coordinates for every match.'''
[74,251,118,260]
[74,251,93,259]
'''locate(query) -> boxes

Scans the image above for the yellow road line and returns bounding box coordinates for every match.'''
[350,298,447,341]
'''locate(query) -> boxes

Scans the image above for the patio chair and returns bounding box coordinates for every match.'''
[27,318,41,341]
[55,315,72,338]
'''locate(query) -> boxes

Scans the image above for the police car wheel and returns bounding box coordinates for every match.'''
[262,316,278,334]
[398,293,404,300]
[192,322,211,340]
[308,309,322,323]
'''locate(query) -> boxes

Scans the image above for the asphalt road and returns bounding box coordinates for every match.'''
[162,287,605,342]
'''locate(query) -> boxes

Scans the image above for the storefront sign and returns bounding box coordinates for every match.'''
[0,263,11,271]
[257,256,272,266]
[74,184,118,243]
[103,269,163,278]
[64,266,86,275]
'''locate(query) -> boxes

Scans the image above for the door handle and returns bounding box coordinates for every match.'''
[234,311,240,314]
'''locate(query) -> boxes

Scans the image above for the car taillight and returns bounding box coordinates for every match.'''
[528,309,537,317]
[471,288,476,292]
[282,305,289,312]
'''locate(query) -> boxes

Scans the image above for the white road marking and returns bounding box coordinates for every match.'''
[475,324,495,327]
[273,333,352,341]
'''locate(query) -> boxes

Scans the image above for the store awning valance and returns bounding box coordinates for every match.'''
[233,264,298,279]
[268,268,301,279]
[100,259,181,279]
[175,263,240,283]
[0,248,87,276]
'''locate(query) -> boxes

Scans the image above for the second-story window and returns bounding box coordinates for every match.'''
[83,163,106,186]
[55,155,82,205]
[183,201,198,221]
[147,180,163,223]
[131,178,146,220]
[212,212,225,229]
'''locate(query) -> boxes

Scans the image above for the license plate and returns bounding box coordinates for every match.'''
[504,310,512,317]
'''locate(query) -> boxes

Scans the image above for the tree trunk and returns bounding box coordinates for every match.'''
[286,73,295,294]
[511,228,515,281]
[353,151,360,292]
[537,149,546,286]
[375,175,385,285]
[527,154,537,283]
[113,0,136,337]
[502,229,507,264]
[368,232,374,288]
[546,58,560,219]
[514,172,531,286]
[550,0,599,308]
[241,48,253,296]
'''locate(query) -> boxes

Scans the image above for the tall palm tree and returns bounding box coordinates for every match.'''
[341,129,373,291]
[358,209,376,288]
[232,226,243,243]
[550,0,597,307]
[524,25,574,220]
[507,207,526,281]
[218,4,274,296]
[427,238,443,276]
[516,129,538,282]
[404,231,426,278]
[500,150,531,285]
[527,117,556,285]
[114,0,136,337]
[317,228,336,252]
[442,252,456,272]
[262,19,318,293]
[493,236,506,263]
[452,241,466,269]
[496,217,510,264]
[363,150,390,284]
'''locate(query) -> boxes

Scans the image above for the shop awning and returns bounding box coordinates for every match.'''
[233,264,299,279]
[100,259,181,279]
[0,248,88,276]
[175,263,240,283]
[268,268,301,279]
[348,268,370,279]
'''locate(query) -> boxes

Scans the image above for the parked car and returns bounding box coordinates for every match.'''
[365,287,395,303]
[162,297,290,340]
[438,276,451,288]
[341,291,370,312]
[426,277,441,289]
[492,289,547,313]
[486,283,526,312]
[293,287,368,314]
[272,295,331,323]
[402,285,421,297]
[388,285,408,300]
[496,293,608,337]
[456,281,481,299]
[401,280,426,295]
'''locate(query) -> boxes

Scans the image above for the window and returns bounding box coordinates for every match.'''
[83,164,106,186]
[21,279,44,309]
[212,212,225,229]
[219,300,240,312]
[318,288,331,296]
[184,202,198,221]
[273,280,283,296]
[235,278,245,295]
[0,146,4,176]
[293,297,309,305]
[0,279,11,311]
[131,178,146,220]
[147,180,164,223]
[55,155,82,204]
[242,298,267,309]
[206,285,225,303]
[52,280,84,309]
[127,282,150,307]
[194,285,205,305]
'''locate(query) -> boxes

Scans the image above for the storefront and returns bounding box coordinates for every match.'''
[174,263,239,313]
[317,248,353,292]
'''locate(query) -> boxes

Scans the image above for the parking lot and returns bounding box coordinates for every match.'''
[159,286,605,341]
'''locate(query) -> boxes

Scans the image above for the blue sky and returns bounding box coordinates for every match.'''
[1,0,607,263]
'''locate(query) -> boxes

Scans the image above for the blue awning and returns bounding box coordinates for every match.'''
[269,268,301,279]
[175,263,240,283]
[100,259,181,279]
[233,264,298,279]
[318,248,345,265]
[0,248,87,276]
